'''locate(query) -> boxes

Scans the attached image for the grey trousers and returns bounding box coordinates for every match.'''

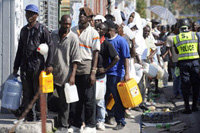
[54,85,69,128]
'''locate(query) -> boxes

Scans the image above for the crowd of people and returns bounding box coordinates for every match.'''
[11,4,200,133]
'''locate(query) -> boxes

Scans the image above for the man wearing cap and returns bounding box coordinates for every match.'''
[173,18,200,114]
[105,20,130,130]
[70,7,100,133]
[13,4,54,121]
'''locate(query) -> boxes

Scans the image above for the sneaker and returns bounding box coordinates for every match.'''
[55,127,68,133]
[13,118,24,124]
[113,123,125,130]
[125,110,135,119]
[82,127,96,133]
[96,122,105,131]
[68,126,80,133]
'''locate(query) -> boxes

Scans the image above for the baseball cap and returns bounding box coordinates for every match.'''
[25,4,39,14]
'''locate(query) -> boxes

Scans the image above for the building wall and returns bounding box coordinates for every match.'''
[84,0,107,15]
[0,0,16,101]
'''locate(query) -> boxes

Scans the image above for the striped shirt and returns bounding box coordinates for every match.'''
[72,25,100,75]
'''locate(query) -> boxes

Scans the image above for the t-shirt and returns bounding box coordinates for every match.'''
[134,32,148,60]
[160,33,170,62]
[96,38,118,79]
[145,36,157,56]
[166,33,178,63]
[72,25,100,75]
[145,36,158,63]
[51,30,81,86]
[106,35,130,77]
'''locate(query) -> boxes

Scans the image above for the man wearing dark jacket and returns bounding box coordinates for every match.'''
[13,4,54,121]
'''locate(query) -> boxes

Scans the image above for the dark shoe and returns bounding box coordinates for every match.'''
[132,107,143,112]
[139,105,149,112]
[182,109,192,114]
[55,127,68,133]
[192,106,199,112]
[24,117,34,122]
[154,89,160,94]
[11,109,22,118]
[113,123,125,130]
[105,116,115,125]
[175,95,182,99]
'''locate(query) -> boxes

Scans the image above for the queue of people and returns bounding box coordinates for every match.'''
[11,4,200,133]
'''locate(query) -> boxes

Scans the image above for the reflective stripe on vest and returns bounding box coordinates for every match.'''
[173,32,199,61]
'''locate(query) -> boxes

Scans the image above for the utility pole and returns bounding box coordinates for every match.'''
[146,0,151,19]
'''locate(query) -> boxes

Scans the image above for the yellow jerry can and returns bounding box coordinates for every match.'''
[117,78,142,108]
[106,94,115,110]
[39,71,54,93]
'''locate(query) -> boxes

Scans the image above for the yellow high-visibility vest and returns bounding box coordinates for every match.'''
[173,31,199,61]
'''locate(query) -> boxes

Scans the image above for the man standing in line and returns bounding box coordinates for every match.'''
[70,7,100,133]
[13,4,54,121]
[105,20,130,130]
[173,18,200,114]
[51,15,81,133]
[166,25,182,98]
[95,22,119,131]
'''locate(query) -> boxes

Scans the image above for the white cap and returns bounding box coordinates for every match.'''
[94,15,106,22]
[37,43,49,56]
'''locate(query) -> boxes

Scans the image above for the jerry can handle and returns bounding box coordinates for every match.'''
[12,74,21,82]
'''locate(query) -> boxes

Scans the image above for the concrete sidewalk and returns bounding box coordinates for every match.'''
[0,113,54,133]
[97,111,141,133]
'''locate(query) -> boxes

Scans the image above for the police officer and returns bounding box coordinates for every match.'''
[13,4,53,121]
[173,18,200,114]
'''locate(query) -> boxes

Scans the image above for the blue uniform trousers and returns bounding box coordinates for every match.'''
[179,59,200,109]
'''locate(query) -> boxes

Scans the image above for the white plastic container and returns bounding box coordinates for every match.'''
[134,63,143,83]
[2,77,22,110]
[64,83,79,103]
[152,63,164,80]
[143,63,158,78]
[96,79,106,100]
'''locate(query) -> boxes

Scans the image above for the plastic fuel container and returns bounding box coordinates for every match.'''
[39,71,54,93]
[117,78,142,108]
[106,94,115,110]
[64,83,79,103]
[96,79,106,100]
[2,77,22,110]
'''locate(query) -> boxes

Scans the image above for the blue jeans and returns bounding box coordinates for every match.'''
[106,75,126,125]
[96,76,107,123]
[171,63,181,96]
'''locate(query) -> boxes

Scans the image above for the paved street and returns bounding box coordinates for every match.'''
[0,82,200,133]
